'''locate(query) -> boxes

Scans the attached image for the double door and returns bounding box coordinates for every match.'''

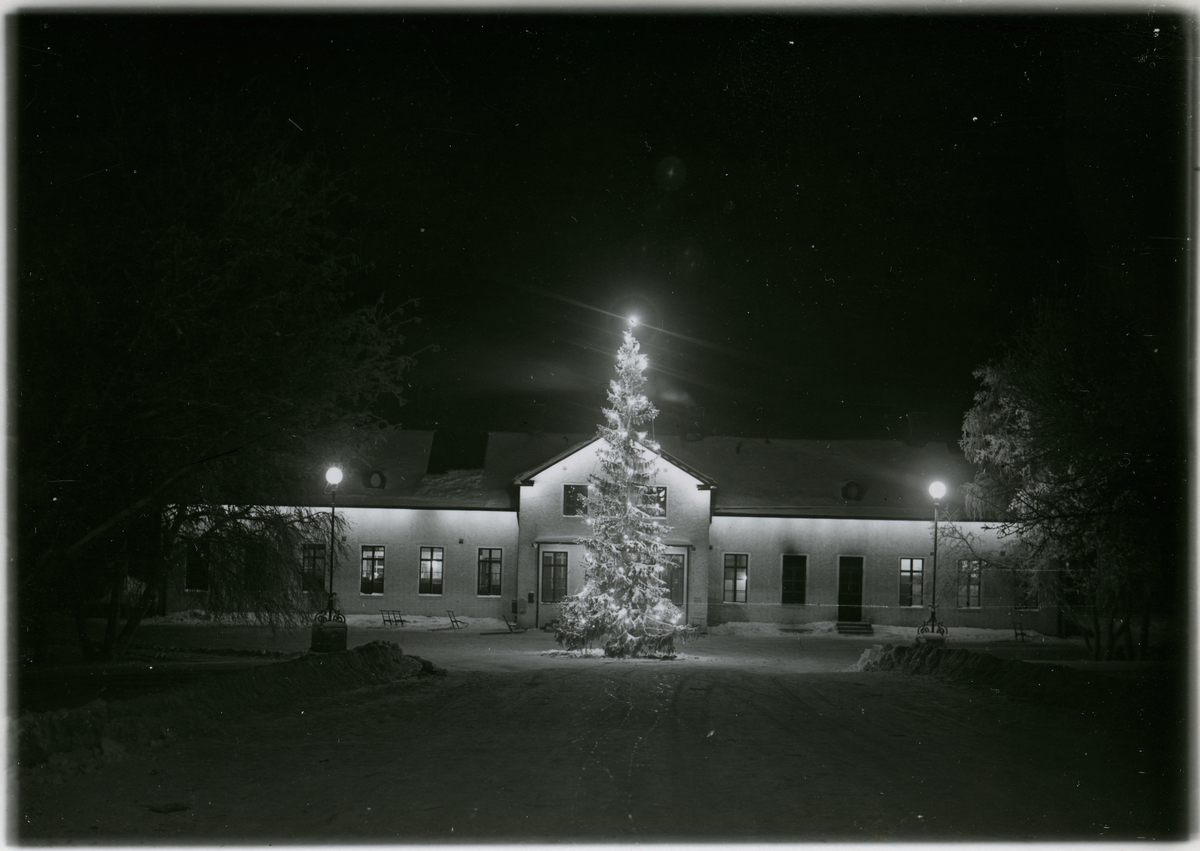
[536,546,688,628]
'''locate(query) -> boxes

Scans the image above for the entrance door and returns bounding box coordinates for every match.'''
[837,556,864,621]
[661,550,687,622]
[538,551,569,629]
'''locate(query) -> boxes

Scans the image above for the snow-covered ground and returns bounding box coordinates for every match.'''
[706,620,1060,643]
[143,610,513,632]
[18,628,1182,842]
[145,610,1049,644]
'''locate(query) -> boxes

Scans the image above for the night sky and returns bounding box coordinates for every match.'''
[16,12,1191,451]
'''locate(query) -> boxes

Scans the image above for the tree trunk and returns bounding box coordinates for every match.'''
[1138,584,1153,661]
[98,550,130,661]
[1121,592,1137,661]
[67,555,102,661]
[111,578,158,659]
[110,509,181,660]
[1089,595,1102,661]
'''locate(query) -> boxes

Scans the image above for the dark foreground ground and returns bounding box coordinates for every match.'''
[13,620,1192,843]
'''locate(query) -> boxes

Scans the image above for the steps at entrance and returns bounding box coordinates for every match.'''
[836,622,875,635]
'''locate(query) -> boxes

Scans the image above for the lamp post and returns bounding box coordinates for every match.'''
[917,481,948,642]
[311,465,348,652]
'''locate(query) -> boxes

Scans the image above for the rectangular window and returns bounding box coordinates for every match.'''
[541,551,568,603]
[1015,573,1039,610]
[419,546,444,595]
[659,553,685,606]
[478,548,502,596]
[302,543,326,595]
[185,542,210,592]
[899,557,924,607]
[958,559,982,608]
[563,484,589,517]
[361,546,385,595]
[723,553,748,603]
[781,554,807,605]
[644,486,667,518]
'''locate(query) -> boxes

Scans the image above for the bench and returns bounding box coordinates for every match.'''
[1013,620,1030,642]
[447,610,467,630]
[502,615,527,634]
[380,610,405,627]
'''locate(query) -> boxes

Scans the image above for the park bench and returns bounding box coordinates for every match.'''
[380,610,405,627]
[1013,620,1030,642]
[446,610,467,629]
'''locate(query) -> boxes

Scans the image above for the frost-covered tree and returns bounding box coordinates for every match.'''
[556,328,686,657]
[957,292,1184,660]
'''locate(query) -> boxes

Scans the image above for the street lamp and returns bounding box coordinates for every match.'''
[917,481,949,642]
[311,465,348,652]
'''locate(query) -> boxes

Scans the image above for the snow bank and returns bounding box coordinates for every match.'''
[707,621,1048,643]
[17,641,442,772]
[143,612,512,632]
[850,643,1145,706]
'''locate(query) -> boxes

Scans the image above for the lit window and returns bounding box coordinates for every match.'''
[781,554,806,605]
[1015,573,1038,610]
[419,547,444,595]
[900,557,924,607]
[541,551,568,602]
[478,548,502,596]
[645,486,667,518]
[563,484,589,517]
[723,553,748,603]
[301,543,326,596]
[361,546,385,595]
[958,559,982,608]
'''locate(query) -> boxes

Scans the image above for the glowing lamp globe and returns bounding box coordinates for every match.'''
[629,316,638,327]
[928,481,946,500]
[326,466,344,486]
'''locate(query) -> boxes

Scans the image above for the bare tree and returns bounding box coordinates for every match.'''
[18,100,429,660]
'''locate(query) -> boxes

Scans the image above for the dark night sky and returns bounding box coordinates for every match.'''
[15,11,1191,448]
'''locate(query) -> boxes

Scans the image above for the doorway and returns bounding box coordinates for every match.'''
[837,556,864,622]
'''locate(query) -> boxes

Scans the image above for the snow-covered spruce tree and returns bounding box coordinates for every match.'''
[556,327,687,657]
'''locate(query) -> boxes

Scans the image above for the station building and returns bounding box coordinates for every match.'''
[167,430,1052,634]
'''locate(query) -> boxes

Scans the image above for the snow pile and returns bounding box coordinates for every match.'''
[17,641,442,772]
[708,621,1046,643]
[850,643,1147,707]
[143,612,512,632]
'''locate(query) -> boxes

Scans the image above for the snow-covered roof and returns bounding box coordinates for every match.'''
[659,436,975,520]
[509,434,717,490]
[291,430,978,519]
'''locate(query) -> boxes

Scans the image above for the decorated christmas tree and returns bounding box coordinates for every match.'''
[556,325,687,657]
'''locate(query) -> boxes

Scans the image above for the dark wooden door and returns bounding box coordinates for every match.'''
[838,556,864,621]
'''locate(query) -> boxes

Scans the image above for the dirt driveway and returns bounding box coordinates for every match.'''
[16,624,1188,843]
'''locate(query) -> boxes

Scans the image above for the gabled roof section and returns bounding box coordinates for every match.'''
[510,433,718,489]
[511,435,601,485]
